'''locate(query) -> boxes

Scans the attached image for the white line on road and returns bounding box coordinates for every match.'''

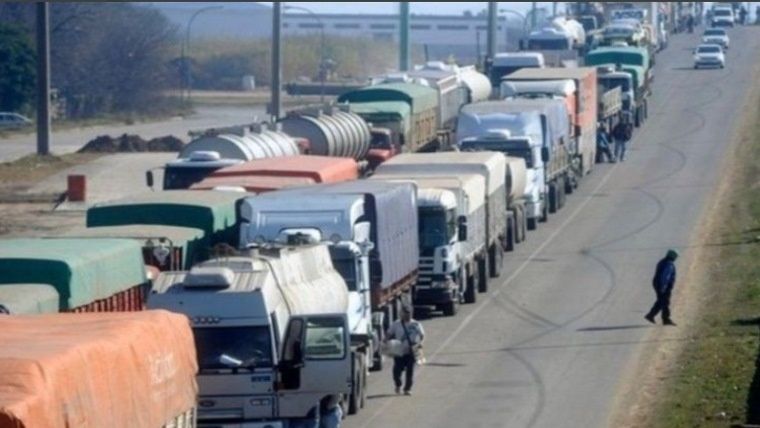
[358,164,620,428]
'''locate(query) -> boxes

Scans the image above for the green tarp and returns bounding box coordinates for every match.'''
[0,284,59,315]
[0,239,147,311]
[586,47,651,72]
[62,225,207,269]
[338,83,439,113]
[87,191,244,246]
[349,101,411,134]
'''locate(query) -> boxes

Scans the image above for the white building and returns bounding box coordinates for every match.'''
[283,13,513,63]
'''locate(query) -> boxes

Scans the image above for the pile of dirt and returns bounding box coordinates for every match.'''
[78,134,184,153]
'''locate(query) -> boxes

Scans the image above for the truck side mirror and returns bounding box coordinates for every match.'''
[541,147,550,163]
[145,170,154,190]
[457,216,468,242]
[279,319,305,390]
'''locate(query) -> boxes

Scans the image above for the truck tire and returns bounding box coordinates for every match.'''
[489,244,503,278]
[442,300,458,317]
[477,256,489,293]
[565,173,575,195]
[635,108,642,127]
[348,353,362,415]
[557,177,567,210]
[371,349,383,372]
[527,217,538,231]
[505,216,516,252]
[464,265,477,304]
[520,209,528,242]
[514,207,524,243]
[548,183,559,214]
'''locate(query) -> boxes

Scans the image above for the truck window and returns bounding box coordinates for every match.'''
[304,317,346,360]
[418,208,455,251]
[193,326,274,371]
[163,167,218,190]
[528,39,571,50]
[460,141,535,168]
[330,257,358,292]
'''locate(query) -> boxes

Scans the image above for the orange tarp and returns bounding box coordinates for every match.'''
[211,155,359,183]
[0,311,198,428]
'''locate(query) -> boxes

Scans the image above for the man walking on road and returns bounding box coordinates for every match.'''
[613,121,633,162]
[596,124,615,163]
[387,307,424,396]
[645,250,679,326]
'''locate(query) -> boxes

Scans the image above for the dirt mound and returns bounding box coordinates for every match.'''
[79,134,184,153]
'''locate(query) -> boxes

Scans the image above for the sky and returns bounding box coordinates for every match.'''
[258,2,560,16]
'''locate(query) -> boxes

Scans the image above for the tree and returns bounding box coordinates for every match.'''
[0,23,36,112]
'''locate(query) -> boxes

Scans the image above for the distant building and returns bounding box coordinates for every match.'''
[283,13,514,64]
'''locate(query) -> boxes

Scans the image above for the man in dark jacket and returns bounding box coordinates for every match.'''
[645,250,678,325]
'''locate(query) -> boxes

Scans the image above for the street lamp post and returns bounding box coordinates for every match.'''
[183,5,223,101]
[283,5,326,103]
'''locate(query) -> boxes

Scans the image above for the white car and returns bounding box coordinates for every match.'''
[711,7,735,27]
[0,112,33,129]
[702,28,730,50]
[694,44,726,69]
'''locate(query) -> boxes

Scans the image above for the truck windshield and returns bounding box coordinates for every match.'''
[714,9,732,17]
[601,77,631,93]
[163,166,219,190]
[330,256,358,292]
[460,141,534,168]
[194,326,273,371]
[419,208,455,251]
[528,39,572,50]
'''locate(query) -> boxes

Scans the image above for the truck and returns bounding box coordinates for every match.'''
[501,67,599,177]
[152,124,301,190]
[457,99,573,230]
[239,181,419,411]
[0,311,198,428]
[338,83,441,153]
[373,152,509,298]
[148,245,356,427]
[87,190,245,248]
[62,225,206,271]
[585,46,652,127]
[0,239,149,312]
[595,67,627,132]
[189,155,359,193]
[488,52,546,90]
[368,172,487,315]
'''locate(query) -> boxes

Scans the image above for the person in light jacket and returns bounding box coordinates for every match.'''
[386,306,424,395]
[645,250,679,326]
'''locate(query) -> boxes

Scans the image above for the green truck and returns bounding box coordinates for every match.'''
[0,238,148,312]
[338,83,441,153]
[586,46,652,127]
[87,190,245,249]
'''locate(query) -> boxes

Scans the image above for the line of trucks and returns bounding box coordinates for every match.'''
[0,10,666,426]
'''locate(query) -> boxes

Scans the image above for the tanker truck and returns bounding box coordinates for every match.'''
[239,180,419,411]
[148,244,355,427]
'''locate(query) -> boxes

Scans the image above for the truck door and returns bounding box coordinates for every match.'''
[280,314,353,396]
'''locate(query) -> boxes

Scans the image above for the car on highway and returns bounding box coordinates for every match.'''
[694,44,726,69]
[0,112,32,129]
[711,7,735,27]
[702,28,730,50]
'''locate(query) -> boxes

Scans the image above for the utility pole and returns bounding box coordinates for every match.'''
[399,2,410,71]
[552,2,558,17]
[270,2,282,122]
[531,2,537,29]
[486,2,498,71]
[36,2,51,156]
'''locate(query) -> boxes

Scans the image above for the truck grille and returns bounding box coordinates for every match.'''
[417,257,434,286]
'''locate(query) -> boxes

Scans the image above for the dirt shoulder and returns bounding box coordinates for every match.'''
[609,64,760,427]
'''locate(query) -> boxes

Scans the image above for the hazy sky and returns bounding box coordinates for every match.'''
[261,2,561,16]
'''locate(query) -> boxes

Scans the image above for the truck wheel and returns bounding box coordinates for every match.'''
[520,210,528,241]
[442,300,458,317]
[371,349,383,372]
[348,353,362,415]
[464,265,477,304]
[489,244,503,278]
[635,109,642,127]
[477,256,489,293]
[505,217,516,252]
[548,183,559,214]
[527,217,538,231]
[557,177,567,210]
[540,193,549,223]
[565,174,575,195]
[360,361,367,409]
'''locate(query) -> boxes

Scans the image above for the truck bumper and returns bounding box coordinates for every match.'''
[414,283,457,305]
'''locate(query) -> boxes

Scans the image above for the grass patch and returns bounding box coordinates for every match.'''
[651,91,760,426]
[0,153,101,189]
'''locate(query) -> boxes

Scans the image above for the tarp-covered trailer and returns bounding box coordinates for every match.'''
[87,190,245,247]
[0,284,59,315]
[0,239,149,312]
[0,311,198,428]
[190,175,315,193]
[206,155,359,183]
[62,225,206,271]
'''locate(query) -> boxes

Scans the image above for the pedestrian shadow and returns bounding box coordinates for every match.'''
[672,66,698,71]
[731,318,760,424]
[577,325,653,332]
[424,362,466,368]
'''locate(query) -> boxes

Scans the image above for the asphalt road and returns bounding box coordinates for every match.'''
[347,27,760,428]
[0,105,263,162]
